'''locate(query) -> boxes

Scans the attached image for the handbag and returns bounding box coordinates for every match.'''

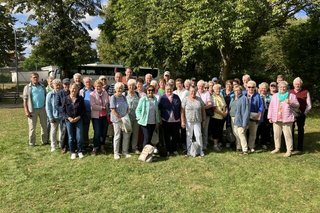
[138,145,155,162]
[205,107,214,117]
[121,114,132,133]
[226,127,236,143]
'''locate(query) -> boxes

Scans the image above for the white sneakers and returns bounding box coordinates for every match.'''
[70,152,84,160]
[114,154,120,160]
[50,147,56,152]
[70,153,76,160]
[78,152,84,159]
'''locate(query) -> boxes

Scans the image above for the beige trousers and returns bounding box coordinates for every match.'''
[273,122,293,153]
[28,107,48,145]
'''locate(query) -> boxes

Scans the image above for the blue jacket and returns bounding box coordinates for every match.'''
[46,91,61,121]
[135,96,160,126]
[158,94,181,122]
[234,94,250,127]
[247,92,264,114]
[56,89,70,115]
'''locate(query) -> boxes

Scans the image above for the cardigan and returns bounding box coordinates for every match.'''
[267,93,299,123]
[135,96,160,126]
[90,90,110,119]
[158,94,181,122]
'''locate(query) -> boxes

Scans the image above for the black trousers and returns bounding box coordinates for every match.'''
[292,113,306,151]
[162,121,180,153]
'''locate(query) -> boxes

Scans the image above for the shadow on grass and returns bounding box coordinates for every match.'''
[299,132,320,153]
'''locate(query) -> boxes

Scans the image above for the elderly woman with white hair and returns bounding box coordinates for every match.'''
[110,82,131,160]
[196,80,214,150]
[211,84,227,151]
[181,86,206,157]
[290,77,312,152]
[256,82,272,149]
[125,79,141,153]
[246,80,264,152]
[73,73,84,90]
[268,81,300,157]
[46,79,62,152]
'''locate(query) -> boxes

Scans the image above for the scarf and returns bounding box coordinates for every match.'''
[278,91,288,102]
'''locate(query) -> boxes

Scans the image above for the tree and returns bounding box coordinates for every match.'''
[98,0,312,81]
[0,4,14,66]
[9,0,101,77]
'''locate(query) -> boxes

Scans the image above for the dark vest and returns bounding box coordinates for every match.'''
[290,89,308,113]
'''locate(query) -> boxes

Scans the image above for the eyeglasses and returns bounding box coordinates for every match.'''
[205,87,209,89]
[101,79,106,80]
[247,87,255,89]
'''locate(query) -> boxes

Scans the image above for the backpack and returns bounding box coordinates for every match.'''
[138,145,155,162]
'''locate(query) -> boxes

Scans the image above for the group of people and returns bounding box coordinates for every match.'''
[23,69,312,160]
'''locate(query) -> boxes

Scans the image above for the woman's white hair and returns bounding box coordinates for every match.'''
[127,79,136,86]
[213,84,221,90]
[114,82,124,91]
[259,82,269,89]
[52,79,61,85]
[247,80,256,87]
[197,80,205,87]
[278,81,288,88]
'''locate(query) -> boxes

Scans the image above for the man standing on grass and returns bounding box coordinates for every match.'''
[23,72,48,146]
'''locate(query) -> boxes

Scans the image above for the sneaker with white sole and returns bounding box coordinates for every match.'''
[114,154,120,160]
[250,148,255,153]
[153,148,158,154]
[283,152,291,157]
[70,153,76,160]
[124,154,132,158]
[78,152,84,159]
[51,147,56,152]
[271,149,280,154]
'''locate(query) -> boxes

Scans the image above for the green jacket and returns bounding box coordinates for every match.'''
[135,96,160,126]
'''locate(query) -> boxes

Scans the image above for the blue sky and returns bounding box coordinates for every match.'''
[12,0,107,56]
[12,2,307,57]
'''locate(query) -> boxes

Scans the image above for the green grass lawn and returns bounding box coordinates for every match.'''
[0,106,319,212]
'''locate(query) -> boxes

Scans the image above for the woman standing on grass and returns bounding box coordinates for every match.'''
[211,84,227,151]
[63,83,85,160]
[110,82,131,160]
[268,81,299,157]
[181,86,206,157]
[232,85,250,154]
[125,79,140,154]
[135,85,160,148]
[46,79,62,152]
[159,84,182,156]
[196,80,214,150]
[90,79,109,155]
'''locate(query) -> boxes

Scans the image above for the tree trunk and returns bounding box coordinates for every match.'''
[219,47,231,83]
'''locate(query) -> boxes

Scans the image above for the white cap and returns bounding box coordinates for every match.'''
[164,71,170,76]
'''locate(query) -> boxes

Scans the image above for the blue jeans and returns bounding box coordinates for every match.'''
[92,117,108,148]
[59,119,68,149]
[66,119,83,153]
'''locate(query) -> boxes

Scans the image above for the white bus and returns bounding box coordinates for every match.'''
[75,64,160,83]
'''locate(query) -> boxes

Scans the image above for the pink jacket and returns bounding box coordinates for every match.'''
[267,93,299,123]
[90,90,110,119]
